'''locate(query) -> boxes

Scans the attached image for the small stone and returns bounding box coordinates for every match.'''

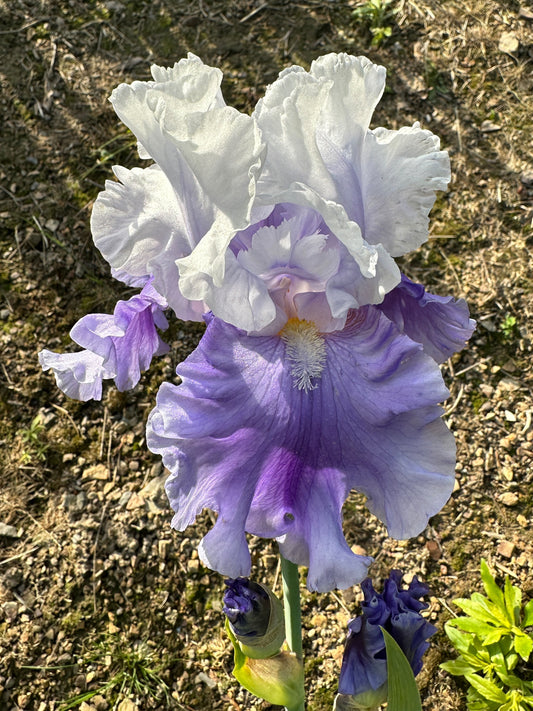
[504,410,516,422]
[2,602,19,622]
[94,691,109,709]
[0,308,10,320]
[118,491,132,508]
[125,492,145,510]
[195,671,216,689]
[497,540,515,558]
[0,522,19,537]
[520,170,533,186]
[498,31,519,53]
[83,464,109,480]
[500,492,519,507]
[426,540,442,561]
[311,613,328,629]
[158,539,170,559]
[117,700,138,711]
[44,218,60,232]
[502,466,514,481]
[519,5,533,19]
[517,514,528,527]
[480,119,501,133]
[187,558,199,573]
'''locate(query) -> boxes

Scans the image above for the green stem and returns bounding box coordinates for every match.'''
[281,554,305,711]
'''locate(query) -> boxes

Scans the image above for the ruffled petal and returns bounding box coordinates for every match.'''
[361,125,451,256]
[378,274,476,363]
[38,349,112,402]
[71,281,169,391]
[254,59,401,305]
[91,164,207,321]
[107,54,264,307]
[147,308,455,591]
[40,281,169,400]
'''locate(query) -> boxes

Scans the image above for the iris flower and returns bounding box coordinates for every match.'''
[335,570,436,708]
[40,53,474,591]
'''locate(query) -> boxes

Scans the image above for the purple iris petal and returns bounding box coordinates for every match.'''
[223,578,271,638]
[147,307,455,592]
[38,349,113,402]
[338,571,435,697]
[39,280,169,400]
[337,616,387,697]
[378,274,475,363]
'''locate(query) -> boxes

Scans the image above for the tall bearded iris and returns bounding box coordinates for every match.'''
[40,53,475,592]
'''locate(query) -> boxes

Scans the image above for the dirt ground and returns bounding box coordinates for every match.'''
[0,1,532,709]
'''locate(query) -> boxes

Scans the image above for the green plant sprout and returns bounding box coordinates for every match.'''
[352,0,397,47]
[441,559,533,711]
[20,413,49,463]
[59,641,171,710]
[501,315,518,340]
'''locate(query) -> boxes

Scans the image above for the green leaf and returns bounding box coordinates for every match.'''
[480,560,505,610]
[465,673,508,704]
[445,622,475,653]
[523,599,533,627]
[505,578,522,626]
[441,658,479,676]
[456,595,510,628]
[514,632,533,662]
[382,627,422,711]
[483,629,506,646]
[450,616,502,638]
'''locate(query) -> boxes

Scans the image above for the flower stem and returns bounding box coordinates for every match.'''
[281,554,305,711]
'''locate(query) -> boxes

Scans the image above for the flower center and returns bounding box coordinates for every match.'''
[280,318,326,392]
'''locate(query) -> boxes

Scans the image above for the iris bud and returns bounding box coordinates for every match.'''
[334,571,436,710]
[223,577,285,659]
[223,578,304,708]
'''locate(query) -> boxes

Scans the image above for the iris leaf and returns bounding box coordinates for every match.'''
[382,627,422,711]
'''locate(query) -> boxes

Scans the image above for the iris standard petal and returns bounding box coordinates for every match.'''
[106,53,264,309]
[147,308,455,591]
[378,274,475,363]
[91,164,207,321]
[361,125,451,256]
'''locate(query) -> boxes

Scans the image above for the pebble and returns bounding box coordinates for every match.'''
[118,491,132,508]
[497,540,515,558]
[500,492,519,507]
[195,671,216,689]
[82,464,109,480]
[0,523,19,538]
[117,700,138,711]
[2,602,19,622]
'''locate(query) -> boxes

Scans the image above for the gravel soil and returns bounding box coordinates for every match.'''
[0,1,532,710]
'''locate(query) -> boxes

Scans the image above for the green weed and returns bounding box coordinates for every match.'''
[60,639,171,710]
[441,559,533,711]
[352,0,397,47]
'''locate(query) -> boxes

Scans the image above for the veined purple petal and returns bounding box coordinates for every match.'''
[147,308,455,591]
[40,280,169,400]
[378,274,476,363]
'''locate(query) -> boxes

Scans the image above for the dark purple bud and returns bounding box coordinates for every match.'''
[223,577,271,638]
[338,571,436,703]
